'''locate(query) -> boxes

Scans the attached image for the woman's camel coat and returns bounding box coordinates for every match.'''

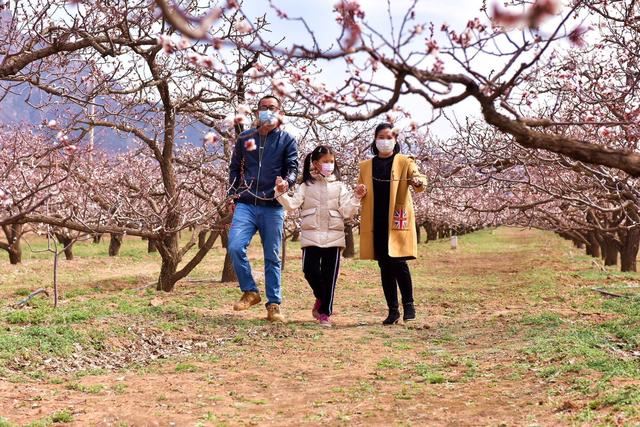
[358,154,427,260]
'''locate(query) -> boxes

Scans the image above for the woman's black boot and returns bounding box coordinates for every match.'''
[403,303,416,322]
[382,308,401,325]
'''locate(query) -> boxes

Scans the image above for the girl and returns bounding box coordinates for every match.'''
[355,123,427,325]
[275,145,362,327]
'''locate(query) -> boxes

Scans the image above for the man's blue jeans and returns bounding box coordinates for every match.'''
[228,202,285,305]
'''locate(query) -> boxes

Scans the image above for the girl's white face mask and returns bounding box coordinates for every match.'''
[375,139,395,154]
[319,162,335,176]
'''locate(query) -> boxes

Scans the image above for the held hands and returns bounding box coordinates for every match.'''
[354,184,367,199]
[275,176,289,194]
[410,177,424,188]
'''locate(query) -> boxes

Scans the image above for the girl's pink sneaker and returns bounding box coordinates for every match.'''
[318,314,332,327]
[312,299,321,320]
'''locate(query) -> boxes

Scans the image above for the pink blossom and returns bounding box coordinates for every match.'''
[178,37,191,50]
[271,79,291,97]
[203,132,219,144]
[598,127,612,138]
[528,0,562,28]
[235,20,252,34]
[431,57,444,74]
[491,3,523,28]
[156,34,175,54]
[0,188,11,207]
[200,56,215,69]
[237,104,252,115]
[334,0,364,51]
[568,25,591,48]
[56,131,69,144]
[63,144,77,155]
[226,0,239,9]
[187,52,201,65]
[426,38,439,55]
[47,119,58,129]
[234,114,248,126]
[244,139,257,151]
[412,24,425,35]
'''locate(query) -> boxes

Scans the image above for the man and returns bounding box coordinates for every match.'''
[227,95,298,322]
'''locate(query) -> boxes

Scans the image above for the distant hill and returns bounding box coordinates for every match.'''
[0,84,211,153]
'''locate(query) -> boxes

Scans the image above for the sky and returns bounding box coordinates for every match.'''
[237,0,591,141]
[239,0,492,138]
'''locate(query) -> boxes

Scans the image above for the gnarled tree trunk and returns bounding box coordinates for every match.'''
[586,231,600,258]
[1,223,23,264]
[220,228,237,283]
[601,233,619,267]
[619,228,639,272]
[343,223,355,258]
[108,233,124,256]
[54,230,74,260]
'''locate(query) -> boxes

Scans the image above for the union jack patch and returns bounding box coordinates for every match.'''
[393,207,409,230]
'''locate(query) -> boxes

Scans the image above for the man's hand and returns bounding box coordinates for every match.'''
[354,184,367,199]
[275,176,289,194]
[410,177,424,188]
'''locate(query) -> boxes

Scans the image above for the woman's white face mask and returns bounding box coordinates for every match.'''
[375,139,395,154]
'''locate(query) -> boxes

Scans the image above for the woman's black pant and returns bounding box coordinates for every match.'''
[302,246,341,315]
[377,256,414,311]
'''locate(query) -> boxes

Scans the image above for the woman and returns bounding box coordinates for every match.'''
[355,123,427,325]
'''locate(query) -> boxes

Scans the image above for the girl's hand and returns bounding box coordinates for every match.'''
[275,176,289,193]
[354,184,367,199]
[410,177,424,188]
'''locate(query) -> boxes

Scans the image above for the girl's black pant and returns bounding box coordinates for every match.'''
[302,246,341,316]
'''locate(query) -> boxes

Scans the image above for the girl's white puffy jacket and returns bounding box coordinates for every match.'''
[276,174,360,248]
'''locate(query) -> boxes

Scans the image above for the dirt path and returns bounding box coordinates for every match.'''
[0,228,622,425]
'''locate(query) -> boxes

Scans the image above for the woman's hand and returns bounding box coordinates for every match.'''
[275,176,289,194]
[354,184,367,199]
[410,177,424,188]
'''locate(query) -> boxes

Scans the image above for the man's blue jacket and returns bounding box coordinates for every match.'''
[228,127,298,207]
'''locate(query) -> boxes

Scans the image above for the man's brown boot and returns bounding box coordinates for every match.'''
[233,291,261,311]
[266,303,285,322]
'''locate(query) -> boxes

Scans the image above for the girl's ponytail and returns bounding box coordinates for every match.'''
[302,152,314,185]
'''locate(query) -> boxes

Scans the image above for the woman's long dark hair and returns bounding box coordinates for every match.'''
[302,145,341,185]
[370,123,401,156]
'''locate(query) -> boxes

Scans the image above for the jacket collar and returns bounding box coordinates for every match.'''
[310,171,337,182]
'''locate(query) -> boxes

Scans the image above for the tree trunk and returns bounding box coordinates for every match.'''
[586,232,600,258]
[220,228,237,282]
[620,228,639,272]
[600,233,619,267]
[155,229,220,292]
[157,254,179,291]
[198,229,208,249]
[343,223,355,258]
[148,238,158,253]
[93,233,103,244]
[415,220,421,244]
[2,223,23,264]
[54,232,74,260]
[425,221,437,242]
[108,233,123,256]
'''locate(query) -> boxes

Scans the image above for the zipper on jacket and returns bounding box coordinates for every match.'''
[255,133,265,205]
